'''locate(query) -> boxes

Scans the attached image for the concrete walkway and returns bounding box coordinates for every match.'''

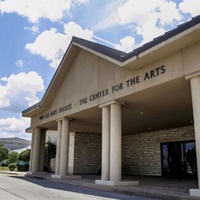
[27,174,200,200]
[1,171,200,200]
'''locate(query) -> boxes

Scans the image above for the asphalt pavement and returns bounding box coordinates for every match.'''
[0,171,200,200]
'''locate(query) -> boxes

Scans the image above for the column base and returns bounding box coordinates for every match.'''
[51,174,81,179]
[190,189,200,197]
[95,179,139,186]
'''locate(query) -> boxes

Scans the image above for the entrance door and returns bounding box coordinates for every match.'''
[161,141,197,177]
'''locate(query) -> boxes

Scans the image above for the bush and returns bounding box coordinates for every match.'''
[8,152,18,164]
[16,161,29,172]
[8,163,16,171]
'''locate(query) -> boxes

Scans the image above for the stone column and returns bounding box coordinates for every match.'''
[38,129,46,172]
[32,127,41,173]
[59,118,70,177]
[101,106,110,181]
[29,129,35,172]
[55,120,62,175]
[110,103,122,182]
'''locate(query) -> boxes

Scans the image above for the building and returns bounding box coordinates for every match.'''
[0,137,31,152]
[22,15,200,197]
[0,137,31,165]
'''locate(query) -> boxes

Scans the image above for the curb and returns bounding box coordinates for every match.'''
[6,173,200,200]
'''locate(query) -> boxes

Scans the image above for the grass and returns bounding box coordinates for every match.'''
[0,166,9,171]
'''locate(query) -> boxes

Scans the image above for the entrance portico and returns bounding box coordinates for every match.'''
[22,16,200,196]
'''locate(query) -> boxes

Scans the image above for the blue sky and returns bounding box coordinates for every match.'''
[0,0,199,140]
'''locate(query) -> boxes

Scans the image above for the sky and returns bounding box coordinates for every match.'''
[0,0,200,140]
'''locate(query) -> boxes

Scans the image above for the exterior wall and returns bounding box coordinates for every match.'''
[68,132,75,174]
[31,48,185,128]
[122,126,195,176]
[70,126,194,176]
[73,132,101,174]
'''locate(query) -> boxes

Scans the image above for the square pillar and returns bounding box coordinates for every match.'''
[59,118,70,177]
[96,101,138,186]
[186,72,200,197]
[101,106,110,181]
[29,129,35,172]
[32,127,41,173]
[55,120,62,175]
[38,129,46,172]
[110,103,122,182]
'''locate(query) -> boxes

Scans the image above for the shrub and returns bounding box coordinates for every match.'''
[8,152,19,164]
[16,162,29,172]
[8,163,16,171]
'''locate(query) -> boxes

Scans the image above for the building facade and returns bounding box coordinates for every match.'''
[23,15,200,196]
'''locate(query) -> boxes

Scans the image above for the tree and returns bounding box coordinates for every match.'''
[17,149,31,171]
[18,149,30,162]
[0,143,9,164]
[7,152,19,164]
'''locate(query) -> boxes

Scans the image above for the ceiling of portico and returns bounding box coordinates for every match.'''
[41,77,193,135]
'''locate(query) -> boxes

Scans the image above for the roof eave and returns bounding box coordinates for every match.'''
[122,23,200,69]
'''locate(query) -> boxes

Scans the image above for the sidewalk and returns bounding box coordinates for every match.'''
[27,173,200,200]
[1,170,200,200]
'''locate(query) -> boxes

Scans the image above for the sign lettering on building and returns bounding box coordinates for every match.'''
[39,65,165,120]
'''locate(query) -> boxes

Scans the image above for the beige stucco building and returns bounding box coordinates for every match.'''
[23,15,200,196]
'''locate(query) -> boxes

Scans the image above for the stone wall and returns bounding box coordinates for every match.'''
[68,132,75,174]
[69,126,194,176]
[73,132,101,174]
[122,126,194,176]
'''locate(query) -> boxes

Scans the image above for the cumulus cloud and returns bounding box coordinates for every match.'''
[25,22,93,68]
[117,0,182,44]
[0,116,31,140]
[115,36,136,53]
[0,71,44,113]
[0,0,89,23]
[179,0,200,16]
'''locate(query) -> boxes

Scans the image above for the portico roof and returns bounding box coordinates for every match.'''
[22,15,200,118]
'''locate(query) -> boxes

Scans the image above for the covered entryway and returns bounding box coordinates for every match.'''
[22,16,200,197]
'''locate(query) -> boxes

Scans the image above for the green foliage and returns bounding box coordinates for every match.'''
[18,149,30,162]
[0,143,9,163]
[44,141,56,172]
[8,152,19,164]
[17,149,30,171]
[8,163,16,171]
[16,163,29,171]
[45,141,56,159]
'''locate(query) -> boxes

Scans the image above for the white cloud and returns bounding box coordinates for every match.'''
[24,24,39,34]
[92,0,194,49]
[0,0,89,23]
[179,0,200,16]
[0,71,44,112]
[115,36,135,53]
[16,59,24,68]
[25,22,93,68]
[117,0,182,44]
[0,0,71,23]
[0,116,31,140]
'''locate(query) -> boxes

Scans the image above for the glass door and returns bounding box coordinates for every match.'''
[161,141,197,177]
